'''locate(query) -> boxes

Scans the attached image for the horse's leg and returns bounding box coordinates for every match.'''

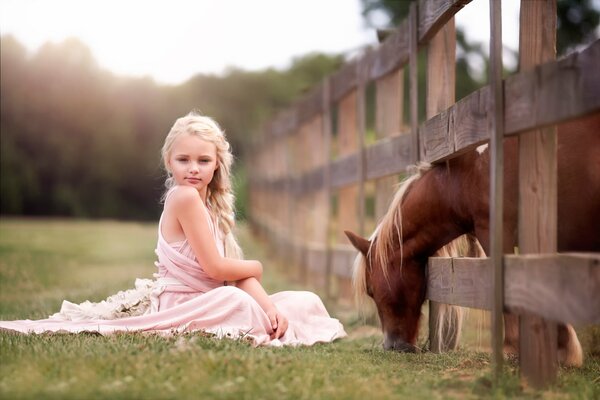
[503,313,519,356]
[557,323,583,367]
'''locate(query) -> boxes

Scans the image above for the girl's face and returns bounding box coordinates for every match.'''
[167,134,218,194]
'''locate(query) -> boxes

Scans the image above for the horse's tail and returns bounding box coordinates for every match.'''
[430,234,484,351]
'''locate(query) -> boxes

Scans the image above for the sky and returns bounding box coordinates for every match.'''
[0,0,528,85]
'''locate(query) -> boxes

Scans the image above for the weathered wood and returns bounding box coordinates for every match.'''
[409,2,419,164]
[331,245,356,279]
[357,54,369,237]
[489,0,505,383]
[518,0,558,388]
[369,21,410,81]
[374,69,405,220]
[269,108,297,137]
[366,132,412,181]
[427,257,492,309]
[257,41,600,192]
[296,85,324,126]
[264,134,412,193]
[426,16,456,354]
[427,254,600,325]
[331,60,359,104]
[336,91,360,244]
[330,153,359,189]
[418,0,470,43]
[305,243,328,274]
[420,39,600,163]
[504,253,600,325]
[505,39,600,135]
[322,77,334,300]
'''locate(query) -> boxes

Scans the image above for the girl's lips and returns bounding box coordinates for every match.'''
[186,178,201,183]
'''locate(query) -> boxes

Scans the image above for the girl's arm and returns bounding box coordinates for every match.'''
[169,186,262,281]
[235,277,288,339]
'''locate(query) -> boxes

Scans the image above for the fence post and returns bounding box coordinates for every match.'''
[489,0,505,384]
[425,14,457,354]
[335,75,362,299]
[409,2,419,165]
[517,0,558,388]
[322,78,333,300]
[374,68,404,221]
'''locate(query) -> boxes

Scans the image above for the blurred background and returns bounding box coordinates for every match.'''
[1,0,598,222]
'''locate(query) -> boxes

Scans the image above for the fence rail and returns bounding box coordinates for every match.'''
[247,0,600,388]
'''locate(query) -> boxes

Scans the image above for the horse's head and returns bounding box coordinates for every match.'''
[345,230,426,353]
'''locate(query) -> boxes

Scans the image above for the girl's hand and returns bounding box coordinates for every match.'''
[266,308,288,340]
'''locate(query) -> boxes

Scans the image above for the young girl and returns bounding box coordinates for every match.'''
[0,112,346,346]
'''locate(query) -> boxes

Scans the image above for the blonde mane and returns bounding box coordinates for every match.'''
[352,162,482,306]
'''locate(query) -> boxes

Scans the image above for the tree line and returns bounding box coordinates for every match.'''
[0,35,343,220]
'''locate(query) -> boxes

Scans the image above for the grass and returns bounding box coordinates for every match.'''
[1,217,599,399]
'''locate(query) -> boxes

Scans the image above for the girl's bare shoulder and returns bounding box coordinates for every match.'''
[166,186,204,209]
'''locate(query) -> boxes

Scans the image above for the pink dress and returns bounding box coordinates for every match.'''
[0,191,347,346]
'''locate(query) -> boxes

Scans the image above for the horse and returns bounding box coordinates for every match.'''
[344,112,600,367]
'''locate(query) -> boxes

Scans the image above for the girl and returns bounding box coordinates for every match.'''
[0,112,346,346]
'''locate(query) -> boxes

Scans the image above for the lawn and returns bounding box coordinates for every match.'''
[0,218,598,399]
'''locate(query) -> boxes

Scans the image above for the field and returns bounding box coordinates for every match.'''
[0,218,598,399]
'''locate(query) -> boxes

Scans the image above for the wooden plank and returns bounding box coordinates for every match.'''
[269,108,297,137]
[418,0,471,43]
[369,21,410,81]
[331,245,356,279]
[409,2,419,164]
[256,50,600,191]
[322,77,334,300]
[356,54,369,237]
[419,39,600,164]
[517,0,558,388]
[427,257,492,309]
[331,60,359,104]
[336,91,360,244]
[374,69,404,220]
[305,244,328,274]
[425,15,456,354]
[489,0,505,381]
[505,39,600,135]
[330,153,359,189]
[427,254,600,325]
[504,253,600,326]
[289,133,411,194]
[296,84,324,125]
[367,130,413,181]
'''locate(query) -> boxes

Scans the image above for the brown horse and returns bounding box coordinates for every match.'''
[345,113,600,366]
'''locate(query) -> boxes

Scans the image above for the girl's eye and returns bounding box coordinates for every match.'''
[177,159,188,163]
[200,159,211,163]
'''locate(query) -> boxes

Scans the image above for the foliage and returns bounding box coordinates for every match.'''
[0,36,343,220]
[360,0,600,57]
[557,0,600,54]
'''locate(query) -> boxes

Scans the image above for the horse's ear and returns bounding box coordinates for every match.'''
[344,230,370,255]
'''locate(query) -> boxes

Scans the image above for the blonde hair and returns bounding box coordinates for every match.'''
[161,111,243,260]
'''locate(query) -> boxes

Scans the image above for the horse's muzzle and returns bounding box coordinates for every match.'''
[383,335,417,353]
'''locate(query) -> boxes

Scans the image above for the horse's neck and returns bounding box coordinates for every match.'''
[400,162,474,258]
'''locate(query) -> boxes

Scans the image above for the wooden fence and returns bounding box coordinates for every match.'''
[247,0,600,388]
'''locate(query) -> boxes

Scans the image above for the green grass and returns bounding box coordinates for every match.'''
[1,218,598,399]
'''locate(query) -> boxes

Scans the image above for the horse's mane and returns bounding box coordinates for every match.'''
[353,162,431,306]
[352,162,482,307]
